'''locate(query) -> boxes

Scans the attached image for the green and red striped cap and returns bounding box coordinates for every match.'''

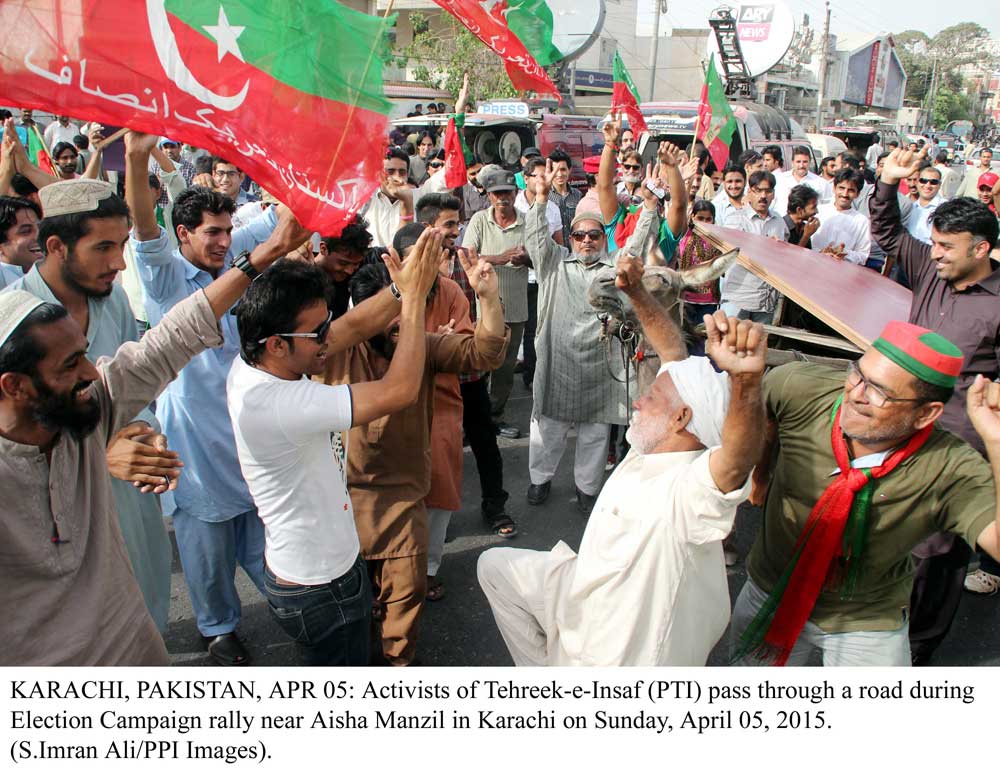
[872,321,963,389]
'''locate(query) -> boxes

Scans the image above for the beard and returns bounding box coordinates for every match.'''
[31,376,101,441]
[62,249,113,298]
[622,173,642,185]
[625,411,664,455]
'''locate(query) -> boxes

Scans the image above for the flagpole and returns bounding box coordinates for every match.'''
[692,65,705,147]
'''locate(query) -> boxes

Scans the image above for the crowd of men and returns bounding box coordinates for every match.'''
[1,97,999,668]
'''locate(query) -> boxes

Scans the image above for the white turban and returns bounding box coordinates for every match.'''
[0,290,44,349]
[657,356,731,448]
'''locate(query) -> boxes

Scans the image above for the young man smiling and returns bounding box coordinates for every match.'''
[811,168,871,265]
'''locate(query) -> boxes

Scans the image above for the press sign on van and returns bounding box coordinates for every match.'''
[480,102,530,118]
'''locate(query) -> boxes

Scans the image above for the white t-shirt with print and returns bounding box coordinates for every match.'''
[227,357,358,585]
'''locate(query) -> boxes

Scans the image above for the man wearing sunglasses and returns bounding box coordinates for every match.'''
[227,230,443,665]
[732,320,1000,666]
[904,163,944,245]
[871,146,1000,662]
[523,159,659,516]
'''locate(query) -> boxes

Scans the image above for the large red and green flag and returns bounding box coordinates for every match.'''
[443,114,471,189]
[611,52,648,137]
[431,0,560,99]
[27,124,55,176]
[0,0,395,235]
[696,58,737,172]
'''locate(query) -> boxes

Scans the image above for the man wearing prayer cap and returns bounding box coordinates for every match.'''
[4,174,176,632]
[730,320,1000,666]
[0,141,309,665]
[477,252,767,666]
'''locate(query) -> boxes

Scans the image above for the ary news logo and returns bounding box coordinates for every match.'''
[737,4,775,43]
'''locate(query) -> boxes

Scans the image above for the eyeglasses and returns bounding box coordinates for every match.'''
[621,164,641,171]
[845,362,922,408]
[571,229,603,241]
[428,161,444,168]
[918,178,940,185]
[258,310,333,344]
[214,170,240,179]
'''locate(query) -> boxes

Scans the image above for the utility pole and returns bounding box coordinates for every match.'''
[925,57,938,130]
[647,0,666,101]
[814,0,830,129]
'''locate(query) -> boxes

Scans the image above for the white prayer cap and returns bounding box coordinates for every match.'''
[656,356,731,448]
[0,290,45,349]
[38,179,115,218]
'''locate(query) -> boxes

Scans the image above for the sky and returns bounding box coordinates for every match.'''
[656,0,1000,42]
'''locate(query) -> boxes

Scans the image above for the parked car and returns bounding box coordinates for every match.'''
[964,146,1000,172]
[821,125,901,158]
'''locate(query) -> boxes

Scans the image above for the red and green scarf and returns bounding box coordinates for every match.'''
[734,397,933,665]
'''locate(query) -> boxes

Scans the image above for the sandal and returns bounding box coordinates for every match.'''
[203,632,251,666]
[426,577,446,602]
[485,513,518,539]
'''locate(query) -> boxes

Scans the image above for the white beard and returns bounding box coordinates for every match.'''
[625,411,665,455]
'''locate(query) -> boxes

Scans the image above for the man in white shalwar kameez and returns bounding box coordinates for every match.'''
[478,257,767,666]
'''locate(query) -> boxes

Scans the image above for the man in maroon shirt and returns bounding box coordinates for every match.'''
[871,147,1000,663]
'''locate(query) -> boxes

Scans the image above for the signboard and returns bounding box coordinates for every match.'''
[706,2,796,78]
[844,37,905,109]
[574,69,614,93]
[479,101,531,118]
[864,40,893,107]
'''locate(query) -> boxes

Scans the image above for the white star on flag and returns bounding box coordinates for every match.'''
[203,5,245,63]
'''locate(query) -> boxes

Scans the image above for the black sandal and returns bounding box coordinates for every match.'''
[485,513,518,539]
[203,632,251,666]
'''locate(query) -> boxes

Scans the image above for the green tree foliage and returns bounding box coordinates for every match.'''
[394,13,519,104]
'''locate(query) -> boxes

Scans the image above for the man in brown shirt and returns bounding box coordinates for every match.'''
[870,146,1000,662]
[322,250,508,665]
[0,167,307,665]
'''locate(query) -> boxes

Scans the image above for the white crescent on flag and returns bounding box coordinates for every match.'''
[146,0,250,111]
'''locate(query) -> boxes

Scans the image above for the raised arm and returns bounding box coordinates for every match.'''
[2,119,57,191]
[527,159,564,276]
[124,132,161,241]
[621,162,661,257]
[872,147,930,277]
[657,142,688,241]
[703,311,766,493]
[598,114,622,224]
[614,248,687,363]
[347,228,443,426]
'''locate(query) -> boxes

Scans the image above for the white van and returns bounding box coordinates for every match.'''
[806,133,847,172]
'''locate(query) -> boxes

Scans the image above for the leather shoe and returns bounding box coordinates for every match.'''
[203,632,251,666]
[576,487,597,517]
[527,481,551,505]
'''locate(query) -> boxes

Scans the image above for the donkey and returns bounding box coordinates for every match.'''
[587,248,739,394]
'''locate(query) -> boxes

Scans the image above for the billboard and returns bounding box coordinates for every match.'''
[706,2,796,78]
[844,36,905,109]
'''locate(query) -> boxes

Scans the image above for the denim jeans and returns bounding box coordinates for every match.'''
[264,554,372,666]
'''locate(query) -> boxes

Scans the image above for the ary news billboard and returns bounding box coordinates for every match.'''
[844,37,905,109]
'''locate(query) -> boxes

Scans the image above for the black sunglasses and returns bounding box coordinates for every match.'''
[918,178,940,185]
[259,310,334,344]
[621,163,641,171]
[571,229,603,241]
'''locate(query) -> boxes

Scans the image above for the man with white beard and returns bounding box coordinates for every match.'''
[477,254,766,666]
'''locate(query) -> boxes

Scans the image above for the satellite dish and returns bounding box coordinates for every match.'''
[706,1,795,78]
[474,131,499,164]
[506,0,605,65]
[499,132,523,165]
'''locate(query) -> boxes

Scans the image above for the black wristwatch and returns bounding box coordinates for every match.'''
[233,250,260,280]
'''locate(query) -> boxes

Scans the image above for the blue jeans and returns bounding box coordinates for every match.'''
[264,555,372,666]
[172,507,266,637]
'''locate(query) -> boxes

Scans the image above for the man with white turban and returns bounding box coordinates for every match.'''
[477,253,767,666]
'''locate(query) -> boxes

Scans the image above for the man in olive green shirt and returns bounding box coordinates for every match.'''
[733,322,1000,666]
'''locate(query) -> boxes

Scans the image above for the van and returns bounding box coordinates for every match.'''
[820,125,900,157]
[604,100,811,172]
[806,132,847,171]
[389,110,602,187]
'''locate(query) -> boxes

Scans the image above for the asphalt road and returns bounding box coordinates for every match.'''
[163,379,1000,668]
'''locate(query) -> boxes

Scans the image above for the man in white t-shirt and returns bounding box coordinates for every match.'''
[227,229,444,665]
[811,168,871,266]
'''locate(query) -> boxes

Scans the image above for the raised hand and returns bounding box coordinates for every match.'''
[657,141,682,168]
[534,158,556,199]
[881,147,925,185]
[680,154,701,182]
[602,112,622,147]
[457,246,499,300]
[123,130,160,156]
[968,375,1000,449]
[383,227,443,298]
[703,311,767,376]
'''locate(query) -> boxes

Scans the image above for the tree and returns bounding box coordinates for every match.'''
[394,12,519,105]
[893,24,998,107]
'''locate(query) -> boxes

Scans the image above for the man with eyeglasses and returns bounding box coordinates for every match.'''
[731,320,1000,666]
[210,159,256,206]
[721,170,789,323]
[129,138,310,667]
[227,233,443,665]
[905,163,944,245]
[523,160,659,516]
[871,146,1000,662]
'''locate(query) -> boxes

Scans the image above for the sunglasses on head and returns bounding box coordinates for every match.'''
[918,177,940,185]
[571,229,603,241]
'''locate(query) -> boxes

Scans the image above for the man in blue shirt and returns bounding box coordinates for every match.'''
[128,143,305,666]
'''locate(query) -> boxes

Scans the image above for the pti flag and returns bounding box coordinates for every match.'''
[431,0,560,99]
[0,0,396,235]
[611,52,647,137]
[27,124,55,175]
[696,58,737,172]
[443,114,470,189]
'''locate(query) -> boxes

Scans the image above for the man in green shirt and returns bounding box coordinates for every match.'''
[733,321,1000,665]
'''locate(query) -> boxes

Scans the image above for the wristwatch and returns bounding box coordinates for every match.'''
[233,250,260,281]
